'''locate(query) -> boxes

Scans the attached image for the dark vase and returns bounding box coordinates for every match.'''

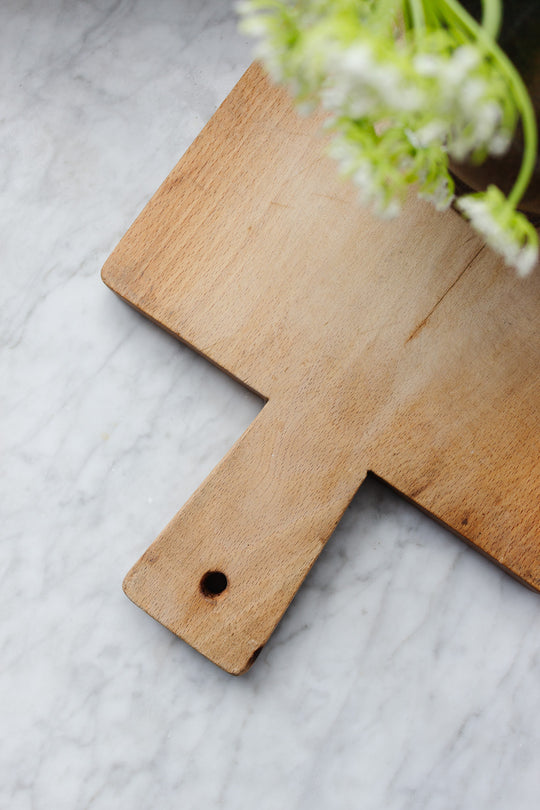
[450,0,540,215]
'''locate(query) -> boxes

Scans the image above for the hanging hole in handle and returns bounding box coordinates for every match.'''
[200,571,228,598]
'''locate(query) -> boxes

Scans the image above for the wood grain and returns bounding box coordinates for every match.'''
[102,62,540,674]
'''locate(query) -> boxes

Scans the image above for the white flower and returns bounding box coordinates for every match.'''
[320,39,425,121]
[334,42,424,114]
[374,196,402,219]
[329,136,403,219]
[445,45,481,84]
[515,244,540,277]
[413,53,442,78]
[412,42,513,161]
[413,119,448,147]
[457,187,539,276]
[419,178,454,211]
[328,137,361,175]
[253,40,285,81]
[489,131,513,156]
[239,15,270,38]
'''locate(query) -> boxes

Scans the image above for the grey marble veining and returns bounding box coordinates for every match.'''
[2,2,540,808]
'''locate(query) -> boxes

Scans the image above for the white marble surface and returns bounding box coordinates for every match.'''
[2,1,540,808]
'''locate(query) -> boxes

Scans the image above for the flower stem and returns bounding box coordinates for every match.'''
[481,0,502,40]
[438,0,537,208]
[407,0,426,38]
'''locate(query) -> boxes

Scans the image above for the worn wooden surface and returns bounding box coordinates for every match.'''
[102,62,540,674]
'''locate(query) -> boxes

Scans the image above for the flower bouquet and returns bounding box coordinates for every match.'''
[238,0,539,275]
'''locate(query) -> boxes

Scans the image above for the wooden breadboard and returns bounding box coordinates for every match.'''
[102,63,540,674]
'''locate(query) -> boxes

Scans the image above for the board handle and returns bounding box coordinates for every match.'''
[123,399,365,674]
